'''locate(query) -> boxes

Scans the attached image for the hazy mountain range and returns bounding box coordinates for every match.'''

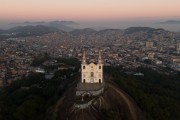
[1,19,180,32]
[5,20,78,32]
[158,20,180,24]
[1,19,180,40]
[0,25,170,40]
[0,25,60,39]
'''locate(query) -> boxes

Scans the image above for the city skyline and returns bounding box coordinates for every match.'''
[1,0,180,21]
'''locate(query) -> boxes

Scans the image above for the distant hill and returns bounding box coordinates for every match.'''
[125,27,165,34]
[96,29,123,35]
[6,25,59,37]
[0,29,6,34]
[22,21,46,25]
[48,21,74,32]
[158,20,180,24]
[70,28,96,35]
[60,20,77,25]
[69,28,122,36]
[9,20,77,32]
[125,27,155,34]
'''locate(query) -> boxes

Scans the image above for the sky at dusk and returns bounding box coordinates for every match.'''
[0,0,180,21]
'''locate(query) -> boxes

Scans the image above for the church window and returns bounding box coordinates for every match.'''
[83,79,86,83]
[99,66,101,69]
[91,72,94,77]
[83,66,85,69]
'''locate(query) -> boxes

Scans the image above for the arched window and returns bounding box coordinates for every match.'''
[83,79,85,83]
[99,66,101,69]
[83,66,85,69]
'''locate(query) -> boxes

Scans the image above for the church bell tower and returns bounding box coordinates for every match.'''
[82,51,86,64]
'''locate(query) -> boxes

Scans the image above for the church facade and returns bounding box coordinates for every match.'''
[76,51,104,96]
[81,51,103,83]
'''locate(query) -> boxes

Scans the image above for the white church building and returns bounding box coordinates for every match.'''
[76,51,105,96]
[81,51,103,83]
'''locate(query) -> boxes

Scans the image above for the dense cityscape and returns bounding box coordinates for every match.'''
[0,27,180,86]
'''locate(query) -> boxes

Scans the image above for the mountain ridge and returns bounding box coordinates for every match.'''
[9,20,77,32]
[158,20,180,24]
[0,25,60,37]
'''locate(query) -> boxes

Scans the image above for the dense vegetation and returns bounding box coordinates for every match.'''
[56,57,81,70]
[104,66,180,120]
[31,53,51,66]
[0,58,80,120]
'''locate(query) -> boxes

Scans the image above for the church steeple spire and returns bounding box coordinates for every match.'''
[82,51,86,64]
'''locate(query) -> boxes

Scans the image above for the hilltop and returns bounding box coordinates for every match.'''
[49,75,145,120]
[0,25,60,38]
